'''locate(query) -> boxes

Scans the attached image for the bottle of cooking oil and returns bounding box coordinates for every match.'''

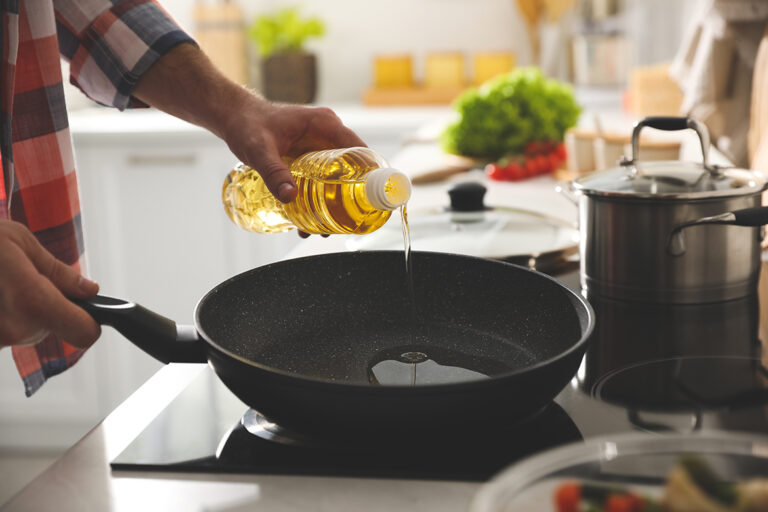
[222,147,412,235]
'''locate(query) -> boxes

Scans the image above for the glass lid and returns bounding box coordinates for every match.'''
[572,161,767,199]
[346,183,579,262]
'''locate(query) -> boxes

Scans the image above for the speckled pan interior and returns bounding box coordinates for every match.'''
[196,251,586,385]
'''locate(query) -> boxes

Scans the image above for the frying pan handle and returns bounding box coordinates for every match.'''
[72,295,208,364]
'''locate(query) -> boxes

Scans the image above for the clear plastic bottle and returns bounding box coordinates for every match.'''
[222,147,412,235]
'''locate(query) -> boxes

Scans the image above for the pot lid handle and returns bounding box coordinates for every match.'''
[447,182,488,211]
[620,117,721,177]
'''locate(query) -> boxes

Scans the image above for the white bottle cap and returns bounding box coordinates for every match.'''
[365,168,412,211]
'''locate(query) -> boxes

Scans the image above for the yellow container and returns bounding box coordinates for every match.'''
[473,52,516,86]
[373,55,414,88]
[425,53,465,89]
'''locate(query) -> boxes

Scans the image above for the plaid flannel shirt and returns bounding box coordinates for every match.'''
[1,0,193,396]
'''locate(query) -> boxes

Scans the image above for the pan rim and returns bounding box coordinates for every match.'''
[193,250,595,391]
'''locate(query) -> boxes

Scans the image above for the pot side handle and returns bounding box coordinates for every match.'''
[72,296,208,364]
[668,206,768,256]
[732,207,768,226]
[555,182,579,205]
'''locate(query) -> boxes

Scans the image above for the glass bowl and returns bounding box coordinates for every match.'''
[471,430,768,512]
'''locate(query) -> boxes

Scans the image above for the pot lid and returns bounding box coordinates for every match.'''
[346,183,579,265]
[573,117,768,200]
[572,161,767,200]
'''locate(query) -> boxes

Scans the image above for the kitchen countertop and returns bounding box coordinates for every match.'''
[0,364,481,512]
[67,103,453,144]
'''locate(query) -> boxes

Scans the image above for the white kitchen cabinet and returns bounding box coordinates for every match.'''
[0,105,441,451]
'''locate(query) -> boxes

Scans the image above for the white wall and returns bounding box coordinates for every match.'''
[625,0,701,67]
[162,0,706,104]
[163,0,533,104]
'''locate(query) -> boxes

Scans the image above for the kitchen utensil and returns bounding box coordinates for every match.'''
[571,33,628,87]
[347,183,579,274]
[74,251,593,441]
[471,431,768,512]
[569,116,768,303]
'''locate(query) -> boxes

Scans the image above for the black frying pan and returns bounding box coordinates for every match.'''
[77,251,594,440]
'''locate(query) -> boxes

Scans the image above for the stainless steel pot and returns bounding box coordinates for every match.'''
[569,117,768,304]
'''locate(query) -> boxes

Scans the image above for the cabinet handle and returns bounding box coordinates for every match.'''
[126,154,197,167]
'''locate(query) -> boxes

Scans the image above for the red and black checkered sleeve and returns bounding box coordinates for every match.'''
[54,0,196,110]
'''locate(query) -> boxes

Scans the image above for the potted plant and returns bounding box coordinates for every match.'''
[248,7,325,104]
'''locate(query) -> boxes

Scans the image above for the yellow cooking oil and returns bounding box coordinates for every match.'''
[222,147,411,235]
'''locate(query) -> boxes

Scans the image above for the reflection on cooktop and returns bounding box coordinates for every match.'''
[593,356,768,411]
[111,367,581,481]
[580,291,762,394]
[573,287,768,435]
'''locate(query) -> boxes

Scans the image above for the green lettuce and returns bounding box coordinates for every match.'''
[440,68,581,159]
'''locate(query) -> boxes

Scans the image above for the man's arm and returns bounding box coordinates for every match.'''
[132,43,365,203]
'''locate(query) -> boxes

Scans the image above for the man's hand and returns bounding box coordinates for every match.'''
[133,44,366,204]
[0,220,100,348]
[220,102,366,203]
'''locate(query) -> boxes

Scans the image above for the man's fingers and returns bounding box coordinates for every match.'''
[19,227,99,299]
[261,158,297,203]
[245,142,298,203]
[332,124,367,149]
[0,221,101,348]
[9,262,101,349]
[309,107,366,148]
[33,279,101,348]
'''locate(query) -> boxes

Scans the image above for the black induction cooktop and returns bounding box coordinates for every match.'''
[112,366,583,481]
[112,271,768,480]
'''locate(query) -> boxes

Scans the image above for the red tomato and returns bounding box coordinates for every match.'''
[485,163,505,181]
[535,154,551,174]
[547,153,561,173]
[524,141,540,156]
[524,157,538,177]
[605,494,641,512]
[555,142,567,162]
[506,161,524,180]
[554,483,581,512]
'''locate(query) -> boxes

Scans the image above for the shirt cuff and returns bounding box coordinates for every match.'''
[60,0,197,110]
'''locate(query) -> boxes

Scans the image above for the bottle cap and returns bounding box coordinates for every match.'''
[365,168,412,210]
